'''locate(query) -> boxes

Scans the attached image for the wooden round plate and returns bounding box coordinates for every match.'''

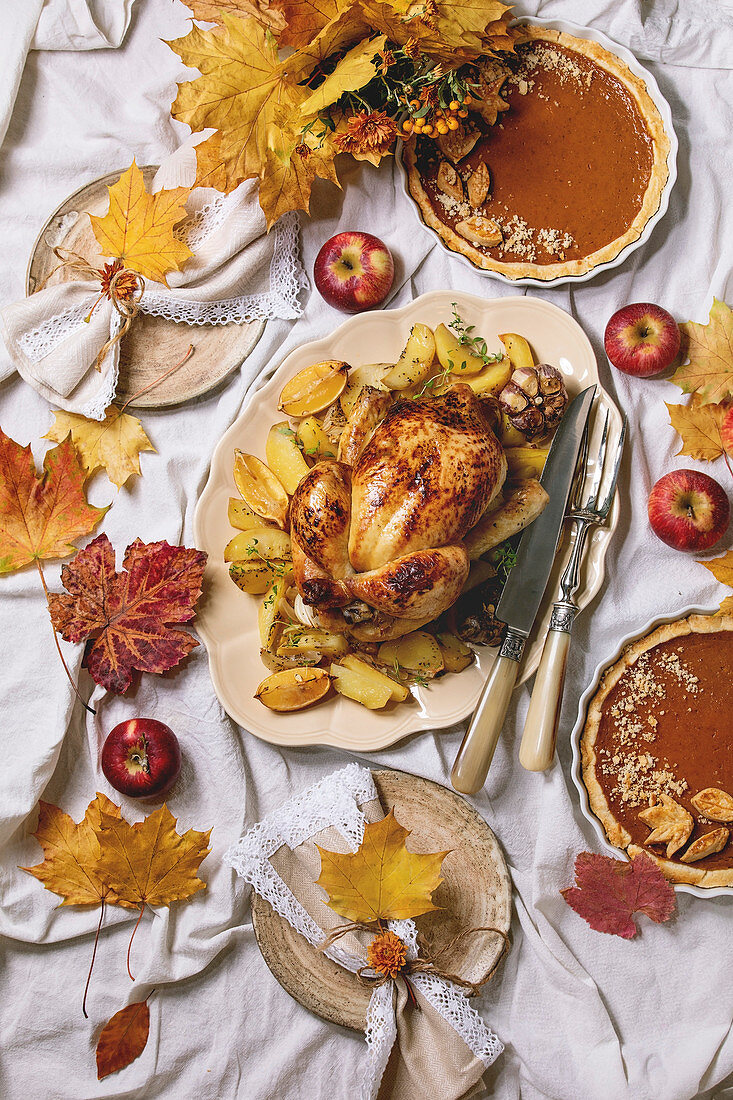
[251,769,512,1031]
[26,167,265,408]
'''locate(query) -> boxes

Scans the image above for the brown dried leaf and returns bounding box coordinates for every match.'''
[96,1000,150,1080]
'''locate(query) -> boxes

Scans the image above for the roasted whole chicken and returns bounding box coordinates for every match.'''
[290,383,546,642]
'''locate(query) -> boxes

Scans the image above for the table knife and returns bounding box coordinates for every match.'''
[450,384,597,795]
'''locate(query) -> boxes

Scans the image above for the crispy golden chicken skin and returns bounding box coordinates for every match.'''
[289,385,506,628]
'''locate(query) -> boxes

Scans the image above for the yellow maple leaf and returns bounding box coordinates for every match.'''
[44,406,155,490]
[278,0,352,48]
[666,397,731,463]
[21,794,135,908]
[316,808,449,922]
[284,4,372,84]
[260,141,341,228]
[94,804,211,908]
[186,0,287,35]
[298,33,387,118]
[89,162,192,286]
[699,549,733,591]
[168,15,307,195]
[671,298,733,406]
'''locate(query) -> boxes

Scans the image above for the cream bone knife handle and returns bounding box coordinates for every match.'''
[519,515,594,771]
[518,603,576,771]
[451,629,525,795]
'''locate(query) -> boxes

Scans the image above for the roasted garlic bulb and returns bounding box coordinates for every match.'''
[498,364,568,441]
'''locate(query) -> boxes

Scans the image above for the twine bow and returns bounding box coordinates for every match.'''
[38,248,146,371]
[320,921,510,1003]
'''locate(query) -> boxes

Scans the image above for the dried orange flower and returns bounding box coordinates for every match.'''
[367,930,408,979]
[294,142,311,159]
[334,111,399,156]
[379,48,396,74]
[403,37,421,60]
[99,259,140,304]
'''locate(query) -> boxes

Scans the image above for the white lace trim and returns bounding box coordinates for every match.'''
[225,764,504,1099]
[18,302,90,364]
[81,311,122,421]
[140,212,304,325]
[178,192,235,249]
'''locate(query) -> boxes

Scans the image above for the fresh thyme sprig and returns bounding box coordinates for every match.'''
[449,303,504,367]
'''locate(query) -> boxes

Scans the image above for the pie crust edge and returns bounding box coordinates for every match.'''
[403,25,672,281]
[580,613,733,889]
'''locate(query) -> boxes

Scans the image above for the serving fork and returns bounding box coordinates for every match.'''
[518,410,627,772]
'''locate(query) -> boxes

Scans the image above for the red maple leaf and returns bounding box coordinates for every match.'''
[48,534,207,694]
[561,851,676,939]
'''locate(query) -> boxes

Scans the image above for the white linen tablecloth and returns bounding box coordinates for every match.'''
[1,2,732,1098]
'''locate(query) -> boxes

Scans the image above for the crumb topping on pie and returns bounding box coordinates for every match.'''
[403,25,671,281]
[581,614,733,888]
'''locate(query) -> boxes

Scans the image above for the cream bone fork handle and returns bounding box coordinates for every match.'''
[519,411,627,772]
[451,385,597,796]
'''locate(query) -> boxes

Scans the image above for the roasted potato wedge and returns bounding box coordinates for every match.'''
[499,333,535,373]
[278,628,349,659]
[279,360,349,417]
[378,632,444,679]
[339,363,391,418]
[330,658,401,709]
[228,497,278,532]
[434,322,485,375]
[266,422,311,495]
[258,573,293,649]
[383,324,436,390]
[464,358,512,397]
[224,528,292,563]
[229,559,276,594]
[340,654,409,702]
[296,417,337,462]
[504,446,550,481]
[234,451,289,528]
[255,667,330,711]
[436,633,474,673]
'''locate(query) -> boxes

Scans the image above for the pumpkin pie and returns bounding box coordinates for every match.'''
[403,25,671,281]
[580,614,733,888]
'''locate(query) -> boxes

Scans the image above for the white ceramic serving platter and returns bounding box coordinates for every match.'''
[194,291,622,751]
[395,17,678,289]
[570,606,733,899]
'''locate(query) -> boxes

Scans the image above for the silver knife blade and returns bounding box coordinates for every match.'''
[494,384,596,638]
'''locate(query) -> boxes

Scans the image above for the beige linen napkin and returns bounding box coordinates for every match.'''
[0,169,305,419]
[226,764,503,1100]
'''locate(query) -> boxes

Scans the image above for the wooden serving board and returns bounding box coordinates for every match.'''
[251,769,512,1031]
[26,167,265,409]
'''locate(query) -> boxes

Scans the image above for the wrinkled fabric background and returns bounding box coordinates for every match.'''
[1,2,732,1098]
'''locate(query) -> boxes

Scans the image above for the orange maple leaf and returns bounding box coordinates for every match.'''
[316,809,449,922]
[89,161,192,286]
[0,429,108,574]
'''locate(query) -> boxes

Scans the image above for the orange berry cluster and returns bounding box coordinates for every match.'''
[401,95,472,139]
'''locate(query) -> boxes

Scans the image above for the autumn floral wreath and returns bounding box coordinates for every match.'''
[166,0,520,226]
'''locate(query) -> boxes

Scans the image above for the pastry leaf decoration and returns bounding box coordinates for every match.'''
[0,429,108,574]
[44,406,155,490]
[96,1000,151,1080]
[316,808,449,922]
[671,298,733,406]
[561,851,675,939]
[89,161,192,285]
[665,397,731,464]
[47,534,207,694]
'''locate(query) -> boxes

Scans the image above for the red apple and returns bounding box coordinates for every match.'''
[604,303,681,377]
[721,406,733,457]
[648,469,730,551]
[314,231,394,313]
[101,718,181,799]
